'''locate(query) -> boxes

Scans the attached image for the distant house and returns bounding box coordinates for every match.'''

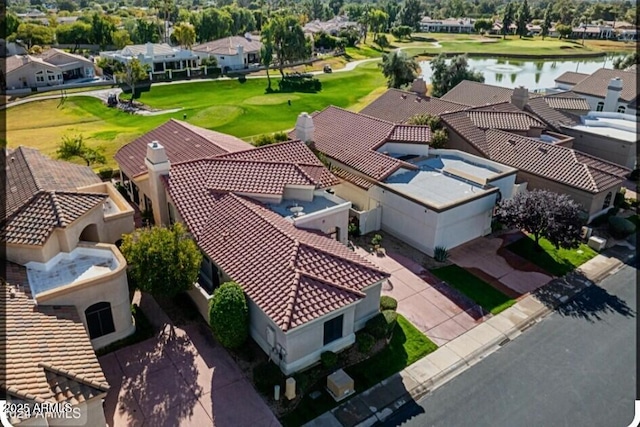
[303,15,359,36]
[560,68,638,115]
[115,120,389,374]
[4,48,96,90]
[420,17,475,33]
[193,35,262,72]
[2,147,136,349]
[289,107,518,256]
[100,42,200,79]
[571,24,614,40]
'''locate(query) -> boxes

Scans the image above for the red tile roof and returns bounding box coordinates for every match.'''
[467,110,546,131]
[442,110,629,193]
[440,80,542,107]
[217,140,339,188]
[165,183,388,331]
[2,147,106,246]
[3,191,107,245]
[554,71,589,85]
[544,95,590,111]
[292,106,420,180]
[1,266,109,404]
[571,68,638,106]
[115,119,252,178]
[388,125,432,143]
[332,168,375,190]
[359,88,468,123]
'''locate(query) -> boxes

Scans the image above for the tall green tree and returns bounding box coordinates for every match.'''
[56,135,106,166]
[400,0,422,31]
[474,19,493,34]
[502,2,514,39]
[172,22,196,48]
[368,9,389,38]
[262,14,310,79]
[121,223,203,298]
[516,0,530,38]
[111,29,132,49]
[90,13,116,48]
[116,58,149,103]
[55,22,92,51]
[541,4,552,40]
[193,8,233,42]
[329,0,343,16]
[133,19,161,44]
[430,53,484,98]
[379,50,420,89]
[13,23,54,49]
[260,26,274,90]
[0,12,20,39]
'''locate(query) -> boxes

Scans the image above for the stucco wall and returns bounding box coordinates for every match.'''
[282,186,315,201]
[353,282,383,330]
[6,61,63,89]
[35,244,135,350]
[334,182,371,212]
[562,127,637,169]
[294,203,350,245]
[581,94,637,115]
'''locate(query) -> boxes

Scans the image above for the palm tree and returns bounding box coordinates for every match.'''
[379,50,420,89]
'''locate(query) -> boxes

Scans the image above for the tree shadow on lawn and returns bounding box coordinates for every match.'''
[115,331,203,426]
[533,272,636,323]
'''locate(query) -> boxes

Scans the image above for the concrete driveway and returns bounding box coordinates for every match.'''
[449,232,552,295]
[355,247,489,347]
[99,323,280,427]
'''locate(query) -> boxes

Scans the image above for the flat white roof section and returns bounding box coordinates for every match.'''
[567,111,638,143]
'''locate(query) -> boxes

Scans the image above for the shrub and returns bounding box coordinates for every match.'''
[630,169,640,182]
[371,234,383,246]
[434,246,449,262]
[364,313,387,339]
[380,296,398,311]
[382,309,398,337]
[294,371,312,394]
[608,216,636,239]
[356,331,375,353]
[614,190,626,208]
[491,219,504,233]
[320,351,338,369]
[253,362,284,395]
[98,167,113,180]
[431,128,448,149]
[209,282,249,349]
[253,131,289,147]
[374,34,390,48]
[348,222,360,237]
[278,77,322,93]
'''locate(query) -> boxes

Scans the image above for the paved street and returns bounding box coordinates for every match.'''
[382,262,636,427]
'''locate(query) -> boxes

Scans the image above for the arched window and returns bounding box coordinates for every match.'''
[603,192,612,210]
[617,106,626,114]
[85,302,115,339]
[596,102,604,112]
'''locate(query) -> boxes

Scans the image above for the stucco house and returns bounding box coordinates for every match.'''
[554,68,638,115]
[289,107,518,256]
[4,49,96,90]
[193,35,262,72]
[115,121,389,374]
[1,147,137,426]
[420,17,476,33]
[440,107,630,222]
[100,43,200,80]
[3,146,136,348]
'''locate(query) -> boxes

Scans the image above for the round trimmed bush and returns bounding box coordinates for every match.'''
[608,216,636,239]
[356,331,375,353]
[380,296,398,311]
[209,282,249,349]
[364,313,388,339]
[253,362,283,395]
[320,351,338,369]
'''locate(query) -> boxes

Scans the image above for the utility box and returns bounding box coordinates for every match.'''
[588,236,606,251]
[326,369,355,402]
[285,377,296,400]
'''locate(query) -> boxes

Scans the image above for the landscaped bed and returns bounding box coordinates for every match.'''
[279,314,437,427]
[430,265,516,315]
[506,235,597,277]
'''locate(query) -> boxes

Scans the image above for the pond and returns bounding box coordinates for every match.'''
[419,56,619,91]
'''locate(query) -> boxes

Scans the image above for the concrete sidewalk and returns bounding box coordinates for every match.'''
[303,250,627,427]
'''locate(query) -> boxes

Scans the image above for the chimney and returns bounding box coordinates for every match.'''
[237,44,244,59]
[144,141,171,225]
[146,42,154,57]
[603,77,622,112]
[410,77,427,96]
[511,86,529,110]
[295,112,315,143]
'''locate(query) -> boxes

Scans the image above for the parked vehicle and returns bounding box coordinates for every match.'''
[323,65,333,73]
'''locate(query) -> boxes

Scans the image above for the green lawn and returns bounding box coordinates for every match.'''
[281,315,437,427]
[430,265,516,315]
[4,61,386,169]
[506,235,598,277]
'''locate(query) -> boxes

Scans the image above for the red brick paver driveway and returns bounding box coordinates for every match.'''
[99,324,280,427]
[355,248,488,347]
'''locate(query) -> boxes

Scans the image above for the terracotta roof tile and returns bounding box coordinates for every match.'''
[467,110,546,130]
[440,80,544,107]
[114,119,252,178]
[554,71,589,85]
[291,106,418,180]
[1,269,109,403]
[388,125,432,143]
[359,88,468,123]
[571,68,638,105]
[193,36,263,55]
[166,166,388,331]
[332,168,375,190]
[543,95,591,111]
